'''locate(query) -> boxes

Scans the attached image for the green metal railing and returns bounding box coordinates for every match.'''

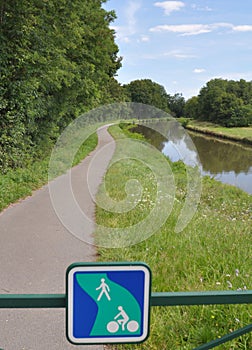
[1,290,252,349]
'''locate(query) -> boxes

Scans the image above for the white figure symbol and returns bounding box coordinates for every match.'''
[96,278,111,301]
[114,306,129,331]
[107,306,139,333]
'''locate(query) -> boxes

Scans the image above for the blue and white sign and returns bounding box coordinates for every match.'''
[66,262,151,344]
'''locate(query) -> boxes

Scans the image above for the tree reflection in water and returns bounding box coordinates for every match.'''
[131,122,252,194]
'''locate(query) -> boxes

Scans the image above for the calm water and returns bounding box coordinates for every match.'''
[133,122,252,194]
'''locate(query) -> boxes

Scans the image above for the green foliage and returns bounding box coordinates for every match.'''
[0,0,124,173]
[185,120,252,144]
[184,96,199,119]
[167,92,185,117]
[0,131,98,211]
[97,124,252,349]
[124,79,171,113]
[123,80,187,118]
[0,157,50,211]
[72,133,98,166]
[189,78,252,127]
[177,117,191,127]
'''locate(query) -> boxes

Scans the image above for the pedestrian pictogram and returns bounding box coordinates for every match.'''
[96,278,111,301]
[66,262,151,344]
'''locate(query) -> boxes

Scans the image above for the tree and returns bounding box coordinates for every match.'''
[0,0,123,172]
[167,93,185,117]
[124,79,170,113]
[184,96,199,119]
[195,78,252,127]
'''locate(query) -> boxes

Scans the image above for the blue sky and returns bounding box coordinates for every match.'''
[104,0,252,99]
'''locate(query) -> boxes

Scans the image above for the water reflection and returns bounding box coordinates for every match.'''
[162,134,200,167]
[187,132,252,194]
[190,132,251,174]
[133,122,252,194]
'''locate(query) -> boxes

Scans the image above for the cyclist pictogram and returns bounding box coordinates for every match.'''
[107,306,139,333]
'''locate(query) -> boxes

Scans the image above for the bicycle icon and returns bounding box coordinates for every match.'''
[107,306,139,333]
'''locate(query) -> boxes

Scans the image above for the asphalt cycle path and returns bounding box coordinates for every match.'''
[0,125,115,350]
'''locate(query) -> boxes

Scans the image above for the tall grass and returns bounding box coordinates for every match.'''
[0,132,98,212]
[185,120,252,144]
[96,124,252,349]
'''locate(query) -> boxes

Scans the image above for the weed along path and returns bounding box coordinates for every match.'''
[0,125,115,350]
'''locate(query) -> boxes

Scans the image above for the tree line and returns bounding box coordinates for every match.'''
[1,0,251,174]
[185,78,252,127]
[124,78,252,127]
[123,79,185,117]
[0,0,126,173]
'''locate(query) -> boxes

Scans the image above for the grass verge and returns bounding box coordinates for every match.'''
[0,132,98,212]
[183,120,252,145]
[96,123,252,349]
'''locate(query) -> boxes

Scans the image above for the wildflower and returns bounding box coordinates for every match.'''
[227,281,233,288]
[235,269,239,277]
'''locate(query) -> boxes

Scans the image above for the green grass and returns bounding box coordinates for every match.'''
[72,132,98,166]
[95,123,252,349]
[186,120,252,144]
[0,132,98,212]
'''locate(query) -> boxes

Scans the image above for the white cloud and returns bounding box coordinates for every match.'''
[233,25,252,32]
[140,35,150,42]
[203,6,212,11]
[193,68,206,74]
[164,50,196,58]
[150,22,252,36]
[150,24,212,35]
[122,37,131,43]
[191,4,213,11]
[150,22,234,35]
[125,1,142,34]
[112,1,142,41]
[209,72,252,81]
[142,50,196,60]
[154,1,185,15]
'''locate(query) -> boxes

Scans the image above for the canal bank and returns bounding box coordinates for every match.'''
[96,123,252,350]
[130,121,252,195]
[187,130,252,194]
[183,120,252,145]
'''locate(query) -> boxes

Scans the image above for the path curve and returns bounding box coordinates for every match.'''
[0,125,115,350]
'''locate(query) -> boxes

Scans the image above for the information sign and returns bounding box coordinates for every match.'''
[66,262,151,344]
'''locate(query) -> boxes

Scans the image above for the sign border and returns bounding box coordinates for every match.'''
[66,262,151,345]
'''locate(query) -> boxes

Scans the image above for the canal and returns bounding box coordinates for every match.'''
[131,122,252,195]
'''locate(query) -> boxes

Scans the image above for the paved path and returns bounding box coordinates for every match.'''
[0,126,115,350]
